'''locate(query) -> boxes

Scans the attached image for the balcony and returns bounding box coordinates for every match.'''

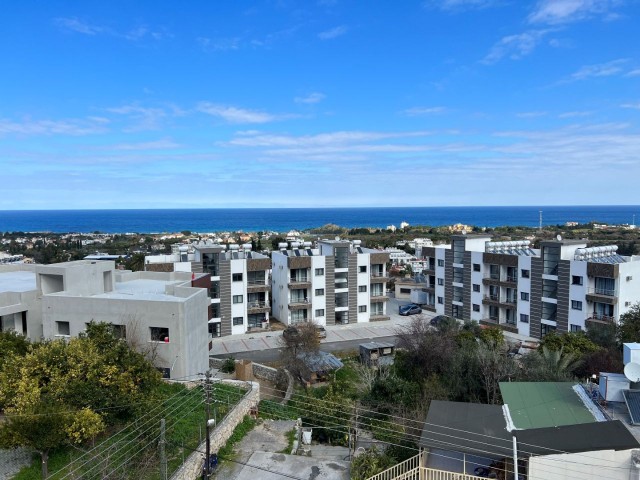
[587,312,615,324]
[371,271,389,283]
[370,293,389,302]
[482,295,517,306]
[288,277,311,288]
[482,274,517,286]
[247,301,270,314]
[288,298,311,310]
[586,287,617,305]
[247,279,271,292]
[479,317,518,333]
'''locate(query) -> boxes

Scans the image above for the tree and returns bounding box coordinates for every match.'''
[279,322,321,381]
[0,322,161,478]
[619,303,640,344]
[0,330,29,370]
[519,346,583,382]
[539,331,601,358]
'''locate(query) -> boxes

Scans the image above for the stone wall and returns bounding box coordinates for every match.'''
[169,380,260,480]
[209,359,292,404]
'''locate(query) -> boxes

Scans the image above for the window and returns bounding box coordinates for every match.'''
[359,305,367,313]
[521,269,530,278]
[437,296,444,304]
[315,288,325,296]
[315,309,325,317]
[358,285,367,293]
[400,288,411,294]
[359,265,367,273]
[150,326,169,342]
[473,263,481,272]
[437,278,444,286]
[111,324,126,339]
[56,321,70,336]
[520,314,529,323]
[315,268,325,276]
[572,275,583,285]
[570,324,582,332]
[233,295,243,304]
[473,304,480,312]
[232,273,243,282]
[437,259,445,267]
[571,300,583,311]
[233,317,243,326]
[472,284,480,292]
[521,292,530,301]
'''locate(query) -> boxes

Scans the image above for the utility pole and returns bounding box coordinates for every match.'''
[203,370,216,480]
[159,419,167,480]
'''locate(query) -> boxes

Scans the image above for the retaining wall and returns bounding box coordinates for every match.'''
[169,380,260,480]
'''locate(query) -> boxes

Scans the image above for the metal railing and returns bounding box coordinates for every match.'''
[247,301,268,309]
[290,277,309,283]
[371,271,387,277]
[247,279,268,286]
[366,454,487,480]
[588,287,616,297]
[506,275,518,282]
[588,313,615,322]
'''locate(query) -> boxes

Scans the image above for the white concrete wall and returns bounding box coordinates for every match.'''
[357,253,370,323]
[230,258,247,335]
[271,252,289,324]
[470,251,484,322]
[568,260,588,331]
[517,256,532,337]
[528,449,635,480]
[618,260,640,318]
[435,247,446,315]
[311,255,327,326]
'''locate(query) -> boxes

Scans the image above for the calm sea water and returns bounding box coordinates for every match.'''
[0,206,638,234]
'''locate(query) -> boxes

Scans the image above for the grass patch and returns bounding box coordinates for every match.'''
[217,416,257,463]
[278,428,297,454]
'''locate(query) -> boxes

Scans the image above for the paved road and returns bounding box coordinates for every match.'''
[212,335,399,363]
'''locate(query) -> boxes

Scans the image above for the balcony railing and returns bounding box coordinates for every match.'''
[248,301,269,309]
[506,275,518,282]
[371,271,386,277]
[290,277,309,283]
[290,298,309,305]
[588,313,615,323]
[247,279,268,286]
[589,287,616,297]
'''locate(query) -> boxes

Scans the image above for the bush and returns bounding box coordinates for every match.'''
[220,357,236,374]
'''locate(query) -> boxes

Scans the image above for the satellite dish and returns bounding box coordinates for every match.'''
[461,230,467,235]
[556,234,563,241]
[625,362,640,383]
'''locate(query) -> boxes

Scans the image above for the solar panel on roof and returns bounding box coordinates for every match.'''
[623,390,640,425]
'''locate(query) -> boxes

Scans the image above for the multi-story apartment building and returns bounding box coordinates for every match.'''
[271,239,390,326]
[192,242,271,337]
[415,235,640,338]
[0,260,210,379]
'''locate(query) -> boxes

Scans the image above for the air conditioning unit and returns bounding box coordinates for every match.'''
[627,276,633,281]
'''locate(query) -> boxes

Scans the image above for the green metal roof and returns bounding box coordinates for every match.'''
[499,382,596,429]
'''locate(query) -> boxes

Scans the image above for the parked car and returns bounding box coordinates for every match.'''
[399,304,422,316]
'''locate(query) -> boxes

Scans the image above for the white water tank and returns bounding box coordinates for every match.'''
[624,344,640,365]
[599,372,630,402]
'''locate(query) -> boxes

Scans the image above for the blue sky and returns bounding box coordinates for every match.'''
[1,0,639,209]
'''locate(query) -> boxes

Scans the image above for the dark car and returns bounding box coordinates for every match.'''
[399,304,422,316]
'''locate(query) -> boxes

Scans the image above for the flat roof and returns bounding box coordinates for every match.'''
[94,278,184,301]
[360,341,395,349]
[0,271,37,294]
[500,382,596,429]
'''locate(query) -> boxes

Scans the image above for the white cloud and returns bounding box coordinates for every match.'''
[197,103,284,124]
[53,17,105,35]
[569,58,627,80]
[529,0,621,25]
[53,17,167,41]
[0,117,109,137]
[402,107,447,116]
[295,92,326,104]
[626,69,640,77]
[483,30,550,64]
[558,111,593,118]
[318,25,348,40]
[106,104,168,130]
[621,103,640,110]
[516,111,548,118]
[108,139,181,151]
[225,130,434,148]
[427,0,500,11]
[197,36,241,51]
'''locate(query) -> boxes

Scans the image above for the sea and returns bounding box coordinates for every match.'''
[0,206,638,234]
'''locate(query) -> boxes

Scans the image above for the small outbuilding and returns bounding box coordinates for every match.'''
[297,351,344,384]
[359,341,395,368]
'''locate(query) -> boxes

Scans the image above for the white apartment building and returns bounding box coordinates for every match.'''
[415,235,640,338]
[271,240,390,326]
[0,261,209,380]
